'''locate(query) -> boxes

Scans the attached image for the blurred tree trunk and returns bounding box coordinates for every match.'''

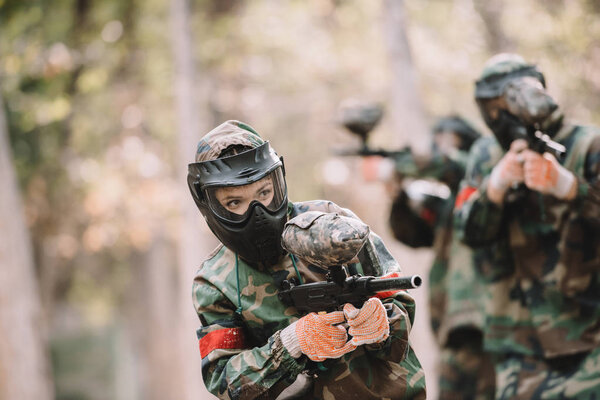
[472,0,514,53]
[170,0,215,399]
[126,236,185,400]
[382,0,429,154]
[0,97,53,399]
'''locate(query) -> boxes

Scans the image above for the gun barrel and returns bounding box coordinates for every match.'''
[366,275,422,292]
[531,130,566,158]
[545,140,566,156]
[335,146,411,158]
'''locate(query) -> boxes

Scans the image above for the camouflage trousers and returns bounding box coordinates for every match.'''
[495,347,600,400]
[438,337,495,400]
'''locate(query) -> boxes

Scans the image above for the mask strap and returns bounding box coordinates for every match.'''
[289,253,304,284]
[235,253,243,314]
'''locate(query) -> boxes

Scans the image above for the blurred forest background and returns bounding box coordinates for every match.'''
[2,0,600,399]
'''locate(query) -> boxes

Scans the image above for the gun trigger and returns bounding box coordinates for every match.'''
[280,280,292,291]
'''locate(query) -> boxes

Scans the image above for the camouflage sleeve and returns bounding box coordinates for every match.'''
[454,137,505,247]
[193,276,306,400]
[572,135,600,225]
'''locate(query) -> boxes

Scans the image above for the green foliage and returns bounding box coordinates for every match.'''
[51,325,124,400]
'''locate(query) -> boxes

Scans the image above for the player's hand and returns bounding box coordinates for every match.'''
[522,150,576,200]
[488,139,527,203]
[361,156,395,182]
[343,298,389,346]
[281,311,356,362]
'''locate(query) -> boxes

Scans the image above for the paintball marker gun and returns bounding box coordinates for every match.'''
[278,267,422,313]
[278,211,421,313]
[524,128,566,159]
[335,100,410,158]
[501,76,566,159]
[505,126,567,199]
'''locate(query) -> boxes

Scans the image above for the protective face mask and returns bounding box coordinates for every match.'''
[487,109,529,151]
[243,202,287,266]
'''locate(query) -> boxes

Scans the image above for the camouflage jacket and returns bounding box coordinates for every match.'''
[193,200,426,400]
[455,122,600,358]
[394,150,486,345]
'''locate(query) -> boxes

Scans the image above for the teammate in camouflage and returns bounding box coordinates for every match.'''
[364,116,495,400]
[188,120,426,399]
[455,53,600,399]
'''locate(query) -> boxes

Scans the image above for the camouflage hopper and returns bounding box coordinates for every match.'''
[281,211,370,268]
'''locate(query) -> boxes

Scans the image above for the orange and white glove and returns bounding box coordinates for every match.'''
[343,297,390,346]
[522,150,576,199]
[361,156,395,182]
[281,311,356,362]
[488,139,528,196]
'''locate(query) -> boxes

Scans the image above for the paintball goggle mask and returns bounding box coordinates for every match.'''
[204,169,287,221]
[432,116,481,153]
[475,54,559,150]
[188,141,289,266]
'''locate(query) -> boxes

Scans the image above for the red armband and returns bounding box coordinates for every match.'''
[454,186,477,210]
[199,327,246,358]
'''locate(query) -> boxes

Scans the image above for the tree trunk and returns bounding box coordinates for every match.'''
[0,96,53,399]
[472,0,514,53]
[170,0,216,399]
[382,0,430,154]
[126,236,187,400]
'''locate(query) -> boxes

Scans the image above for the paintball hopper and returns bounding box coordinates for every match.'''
[279,211,422,312]
[338,99,384,143]
[335,100,409,158]
[281,211,370,268]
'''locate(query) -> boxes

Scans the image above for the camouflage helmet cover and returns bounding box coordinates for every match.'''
[475,53,546,100]
[195,120,265,162]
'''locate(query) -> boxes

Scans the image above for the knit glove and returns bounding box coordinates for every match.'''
[343,297,390,346]
[488,139,527,195]
[522,150,576,199]
[361,156,395,182]
[281,311,356,362]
